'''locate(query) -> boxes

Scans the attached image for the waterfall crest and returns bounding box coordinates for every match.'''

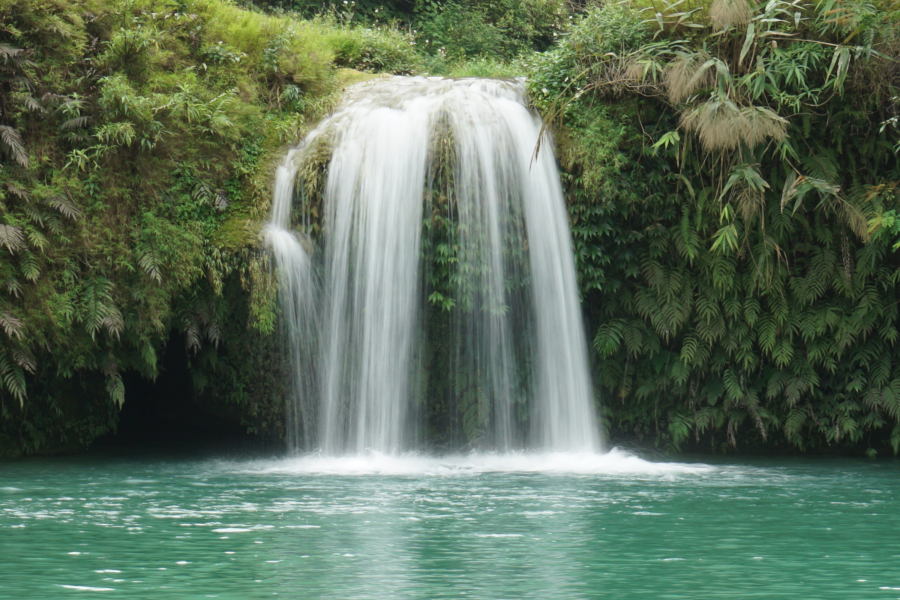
[266,77,600,455]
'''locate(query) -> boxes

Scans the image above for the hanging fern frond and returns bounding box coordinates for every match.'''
[0,223,25,253]
[191,181,214,203]
[215,189,228,211]
[79,276,124,341]
[0,125,29,167]
[0,45,26,63]
[45,194,82,220]
[0,347,27,407]
[26,228,48,252]
[21,95,45,113]
[5,182,29,200]
[19,251,40,281]
[138,248,163,283]
[60,115,91,130]
[11,346,36,373]
[182,316,202,354]
[0,312,24,340]
[101,357,125,408]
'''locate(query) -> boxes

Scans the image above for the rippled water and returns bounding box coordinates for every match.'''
[1,451,899,599]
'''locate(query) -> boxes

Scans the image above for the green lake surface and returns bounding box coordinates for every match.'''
[1,449,899,599]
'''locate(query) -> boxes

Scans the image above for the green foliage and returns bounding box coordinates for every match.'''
[252,0,416,24]
[442,57,525,79]
[524,4,649,115]
[249,0,569,76]
[325,22,421,74]
[420,3,507,60]
[0,0,364,455]
[418,0,567,60]
[3,0,898,457]
[541,0,900,454]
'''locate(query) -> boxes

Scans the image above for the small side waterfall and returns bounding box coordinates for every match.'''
[266,77,600,455]
[264,149,320,451]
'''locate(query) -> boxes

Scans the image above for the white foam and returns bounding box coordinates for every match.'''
[242,448,713,477]
[59,585,115,591]
[212,526,274,533]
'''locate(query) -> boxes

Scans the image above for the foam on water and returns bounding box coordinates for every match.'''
[243,448,713,477]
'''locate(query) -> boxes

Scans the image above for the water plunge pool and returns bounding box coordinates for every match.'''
[2,451,899,598]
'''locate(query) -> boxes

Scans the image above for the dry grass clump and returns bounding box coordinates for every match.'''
[709,0,752,30]
[680,99,788,151]
[733,187,766,222]
[624,59,652,84]
[664,51,714,104]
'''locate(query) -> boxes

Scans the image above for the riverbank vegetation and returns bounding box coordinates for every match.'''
[0,0,419,454]
[2,0,898,456]
[537,0,900,455]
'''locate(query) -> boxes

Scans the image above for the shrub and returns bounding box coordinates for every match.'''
[326,24,421,74]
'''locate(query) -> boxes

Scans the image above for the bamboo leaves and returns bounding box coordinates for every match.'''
[825,45,852,93]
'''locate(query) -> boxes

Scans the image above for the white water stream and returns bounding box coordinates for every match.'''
[266,77,599,455]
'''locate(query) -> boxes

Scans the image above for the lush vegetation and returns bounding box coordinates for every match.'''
[536,0,900,454]
[0,0,421,454]
[2,0,899,456]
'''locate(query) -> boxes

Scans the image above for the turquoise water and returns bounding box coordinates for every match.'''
[1,450,899,599]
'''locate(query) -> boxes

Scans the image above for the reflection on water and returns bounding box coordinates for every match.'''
[1,451,899,599]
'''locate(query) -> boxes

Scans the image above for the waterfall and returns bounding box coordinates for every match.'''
[266,77,600,455]
[264,148,320,451]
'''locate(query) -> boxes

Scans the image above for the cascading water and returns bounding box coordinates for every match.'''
[263,149,319,451]
[266,76,600,455]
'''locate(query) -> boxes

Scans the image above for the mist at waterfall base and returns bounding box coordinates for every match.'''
[266,77,601,464]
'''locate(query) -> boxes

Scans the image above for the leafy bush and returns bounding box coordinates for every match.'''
[419,2,507,59]
[525,4,648,114]
[326,23,421,73]
[566,3,649,60]
[418,0,567,60]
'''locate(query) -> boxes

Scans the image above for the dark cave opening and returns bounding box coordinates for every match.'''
[95,332,259,453]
